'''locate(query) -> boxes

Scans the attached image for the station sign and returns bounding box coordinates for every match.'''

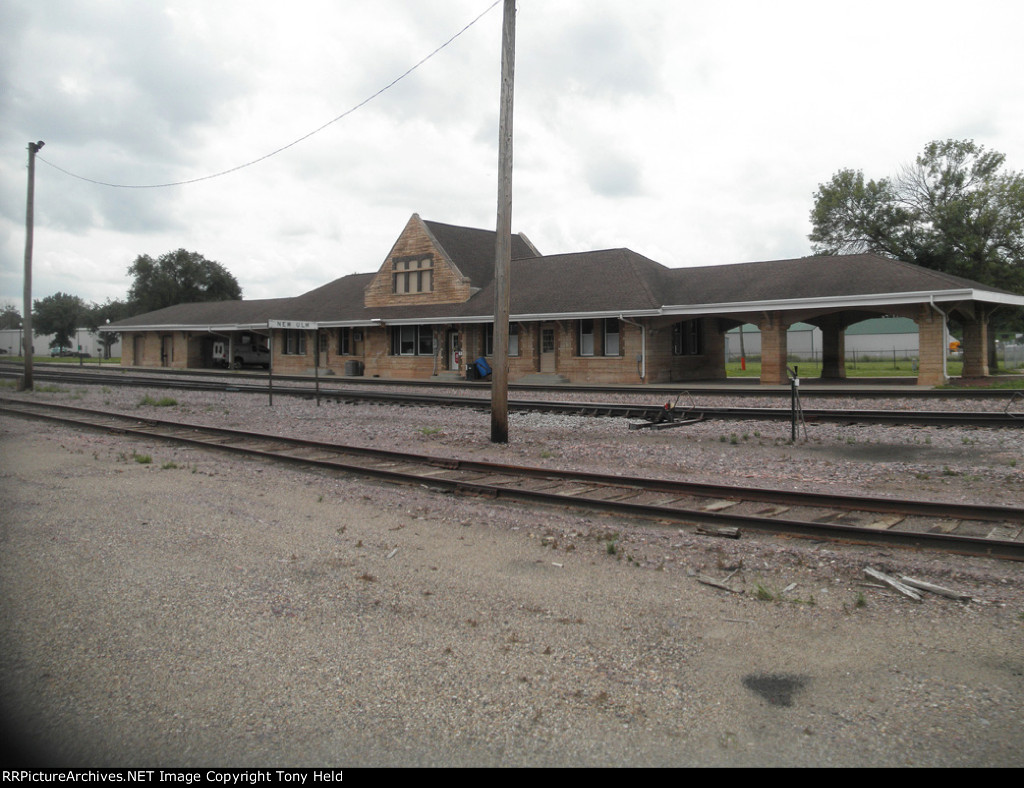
[268,319,318,330]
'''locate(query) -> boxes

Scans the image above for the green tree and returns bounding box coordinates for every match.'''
[0,304,22,330]
[127,249,242,314]
[87,298,133,358]
[809,139,1024,295]
[32,292,89,351]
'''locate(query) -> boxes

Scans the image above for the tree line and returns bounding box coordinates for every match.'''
[3,249,241,356]
[809,138,1024,333]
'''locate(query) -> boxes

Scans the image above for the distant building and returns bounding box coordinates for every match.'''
[0,328,121,358]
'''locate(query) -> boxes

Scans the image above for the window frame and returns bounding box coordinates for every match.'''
[603,319,620,357]
[578,319,595,357]
[337,327,352,356]
[390,325,435,357]
[484,323,520,357]
[672,320,703,356]
[283,330,307,356]
[393,255,434,295]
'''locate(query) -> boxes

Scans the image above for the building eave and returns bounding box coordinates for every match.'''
[379,308,664,326]
[100,322,272,334]
[661,288,1024,316]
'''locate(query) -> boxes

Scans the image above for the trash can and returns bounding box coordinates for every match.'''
[474,357,492,379]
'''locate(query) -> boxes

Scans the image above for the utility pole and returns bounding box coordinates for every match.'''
[491,0,516,444]
[20,141,44,392]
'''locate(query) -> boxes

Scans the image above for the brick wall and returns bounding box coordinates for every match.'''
[915,305,947,385]
[645,317,726,383]
[961,316,989,377]
[122,333,185,369]
[758,313,789,385]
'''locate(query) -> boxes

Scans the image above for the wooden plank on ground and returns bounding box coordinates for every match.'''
[864,567,923,601]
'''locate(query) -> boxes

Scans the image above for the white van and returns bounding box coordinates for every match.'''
[212,334,270,369]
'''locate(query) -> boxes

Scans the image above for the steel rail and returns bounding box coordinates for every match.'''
[3,397,1022,561]
[2,366,1022,427]
[6,359,1021,400]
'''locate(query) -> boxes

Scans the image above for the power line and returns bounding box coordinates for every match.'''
[38,1,502,189]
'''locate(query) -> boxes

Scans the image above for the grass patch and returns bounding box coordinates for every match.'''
[940,377,1024,390]
[727,358,969,379]
[161,461,179,470]
[754,583,776,602]
[138,395,178,407]
[133,453,152,465]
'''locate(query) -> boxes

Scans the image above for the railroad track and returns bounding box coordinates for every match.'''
[3,366,1023,427]
[3,397,1022,561]
[7,359,1022,399]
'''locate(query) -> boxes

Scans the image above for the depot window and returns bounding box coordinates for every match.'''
[484,323,520,357]
[579,319,620,357]
[604,319,620,356]
[283,330,307,356]
[578,320,595,356]
[390,325,435,356]
[337,328,354,356]
[393,256,434,295]
[672,320,703,356]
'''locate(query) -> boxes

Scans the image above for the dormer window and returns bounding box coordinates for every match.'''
[394,256,433,294]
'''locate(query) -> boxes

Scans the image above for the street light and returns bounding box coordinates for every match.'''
[20,140,44,391]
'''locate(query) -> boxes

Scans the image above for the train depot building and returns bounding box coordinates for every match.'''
[106,214,1024,386]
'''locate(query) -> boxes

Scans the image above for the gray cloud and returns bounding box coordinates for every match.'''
[584,150,644,198]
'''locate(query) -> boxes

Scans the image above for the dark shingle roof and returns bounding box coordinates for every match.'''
[423,220,539,288]
[106,240,1022,331]
[459,249,671,317]
[662,253,1020,305]
[109,297,294,329]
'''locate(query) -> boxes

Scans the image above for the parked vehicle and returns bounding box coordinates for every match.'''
[212,334,270,369]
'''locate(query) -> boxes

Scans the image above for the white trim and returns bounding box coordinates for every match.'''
[99,322,273,333]
[660,288,1024,316]
[380,309,662,326]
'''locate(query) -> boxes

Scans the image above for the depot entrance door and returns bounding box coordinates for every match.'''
[540,324,556,373]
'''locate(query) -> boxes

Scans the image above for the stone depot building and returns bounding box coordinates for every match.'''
[105,214,1024,386]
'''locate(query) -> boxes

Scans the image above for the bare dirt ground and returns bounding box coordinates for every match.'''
[1,392,1023,767]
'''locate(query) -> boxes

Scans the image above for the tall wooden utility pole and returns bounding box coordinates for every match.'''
[20,140,44,392]
[491,0,516,443]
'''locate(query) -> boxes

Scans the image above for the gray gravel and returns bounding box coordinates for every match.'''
[1,383,1023,767]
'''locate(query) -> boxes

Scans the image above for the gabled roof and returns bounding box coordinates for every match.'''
[661,253,1024,313]
[421,219,540,289]
[107,297,295,330]
[104,225,1024,333]
[488,248,669,319]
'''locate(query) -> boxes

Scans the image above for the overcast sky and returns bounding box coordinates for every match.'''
[3,0,1023,311]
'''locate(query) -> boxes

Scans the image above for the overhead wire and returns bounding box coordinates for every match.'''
[37,1,502,189]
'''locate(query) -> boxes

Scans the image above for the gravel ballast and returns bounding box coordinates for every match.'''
[1,382,1022,767]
